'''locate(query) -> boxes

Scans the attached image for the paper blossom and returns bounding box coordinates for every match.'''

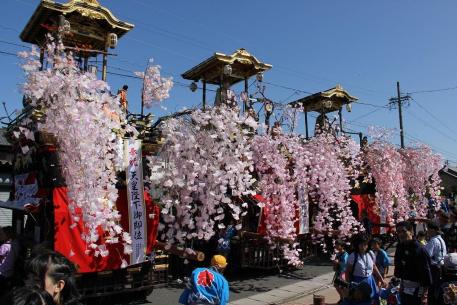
[19,39,131,256]
[148,106,257,245]
[135,58,173,108]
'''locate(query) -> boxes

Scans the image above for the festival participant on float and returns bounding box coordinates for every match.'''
[25,251,82,305]
[425,221,447,305]
[179,255,230,305]
[214,79,237,109]
[346,234,386,305]
[395,221,432,305]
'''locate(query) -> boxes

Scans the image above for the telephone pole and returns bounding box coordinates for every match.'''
[389,81,411,148]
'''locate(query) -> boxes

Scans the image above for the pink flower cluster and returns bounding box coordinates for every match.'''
[400,145,442,217]
[135,58,173,108]
[19,40,132,257]
[148,106,257,245]
[304,133,361,247]
[252,131,302,265]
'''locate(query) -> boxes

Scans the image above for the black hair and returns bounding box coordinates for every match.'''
[122,85,128,90]
[371,238,382,246]
[335,239,346,247]
[396,221,414,232]
[26,251,81,305]
[2,226,15,240]
[5,287,54,305]
[417,230,426,238]
[351,233,370,253]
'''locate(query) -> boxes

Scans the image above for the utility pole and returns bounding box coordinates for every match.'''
[389,81,411,148]
[397,82,405,148]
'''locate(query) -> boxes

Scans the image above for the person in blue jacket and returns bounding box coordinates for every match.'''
[179,255,230,305]
[371,238,391,277]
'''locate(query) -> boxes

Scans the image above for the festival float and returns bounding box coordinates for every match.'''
[1,0,190,300]
[0,0,446,301]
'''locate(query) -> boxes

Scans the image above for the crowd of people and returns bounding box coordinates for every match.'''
[332,201,457,305]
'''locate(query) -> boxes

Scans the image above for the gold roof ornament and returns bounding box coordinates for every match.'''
[288,84,358,113]
[181,48,272,86]
[20,0,134,52]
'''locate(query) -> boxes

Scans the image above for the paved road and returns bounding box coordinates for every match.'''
[86,257,333,305]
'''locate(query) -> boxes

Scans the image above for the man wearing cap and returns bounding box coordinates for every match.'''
[179,255,230,305]
[425,221,448,305]
[395,221,433,305]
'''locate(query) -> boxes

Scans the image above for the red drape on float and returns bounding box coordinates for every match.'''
[54,187,160,273]
[254,194,269,235]
[351,194,381,235]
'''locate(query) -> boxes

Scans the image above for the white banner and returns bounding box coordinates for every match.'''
[298,185,309,234]
[125,139,147,265]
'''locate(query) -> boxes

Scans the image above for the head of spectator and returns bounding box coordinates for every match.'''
[417,230,427,243]
[351,233,370,255]
[427,221,442,239]
[0,226,15,243]
[439,211,451,226]
[396,221,414,243]
[370,238,382,251]
[26,251,81,305]
[334,239,346,253]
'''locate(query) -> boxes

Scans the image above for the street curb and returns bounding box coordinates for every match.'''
[275,283,332,305]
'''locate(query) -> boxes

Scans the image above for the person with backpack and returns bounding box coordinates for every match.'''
[425,221,447,305]
[346,234,387,305]
[395,221,433,305]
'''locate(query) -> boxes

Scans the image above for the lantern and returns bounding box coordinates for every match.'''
[189,82,198,92]
[107,33,118,49]
[346,102,352,112]
[256,72,264,82]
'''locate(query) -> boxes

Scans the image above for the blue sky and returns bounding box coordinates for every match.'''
[2,0,457,162]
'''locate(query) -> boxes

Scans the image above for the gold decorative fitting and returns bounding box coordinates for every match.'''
[75,8,104,20]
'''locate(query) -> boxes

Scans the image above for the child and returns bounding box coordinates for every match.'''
[371,238,390,278]
[417,230,427,246]
[333,239,349,303]
[379,277,400,305]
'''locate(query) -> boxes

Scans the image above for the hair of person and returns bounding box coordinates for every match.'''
[396,221,413,231]
[335,239,346,247]
[417,230,426,237]
[122,85,128,90]
[1,226,16,240]
[5,287,54,305]
[371,238,382,245]
[351,233,370,252]
[26,251,81,305]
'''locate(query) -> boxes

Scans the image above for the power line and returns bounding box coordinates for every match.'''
[405,107,457,145]
[0,40,29,49]
[411,97,457,135]
[408,86,457,94]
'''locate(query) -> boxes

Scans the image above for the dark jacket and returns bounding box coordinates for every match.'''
[394,240,433,287]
